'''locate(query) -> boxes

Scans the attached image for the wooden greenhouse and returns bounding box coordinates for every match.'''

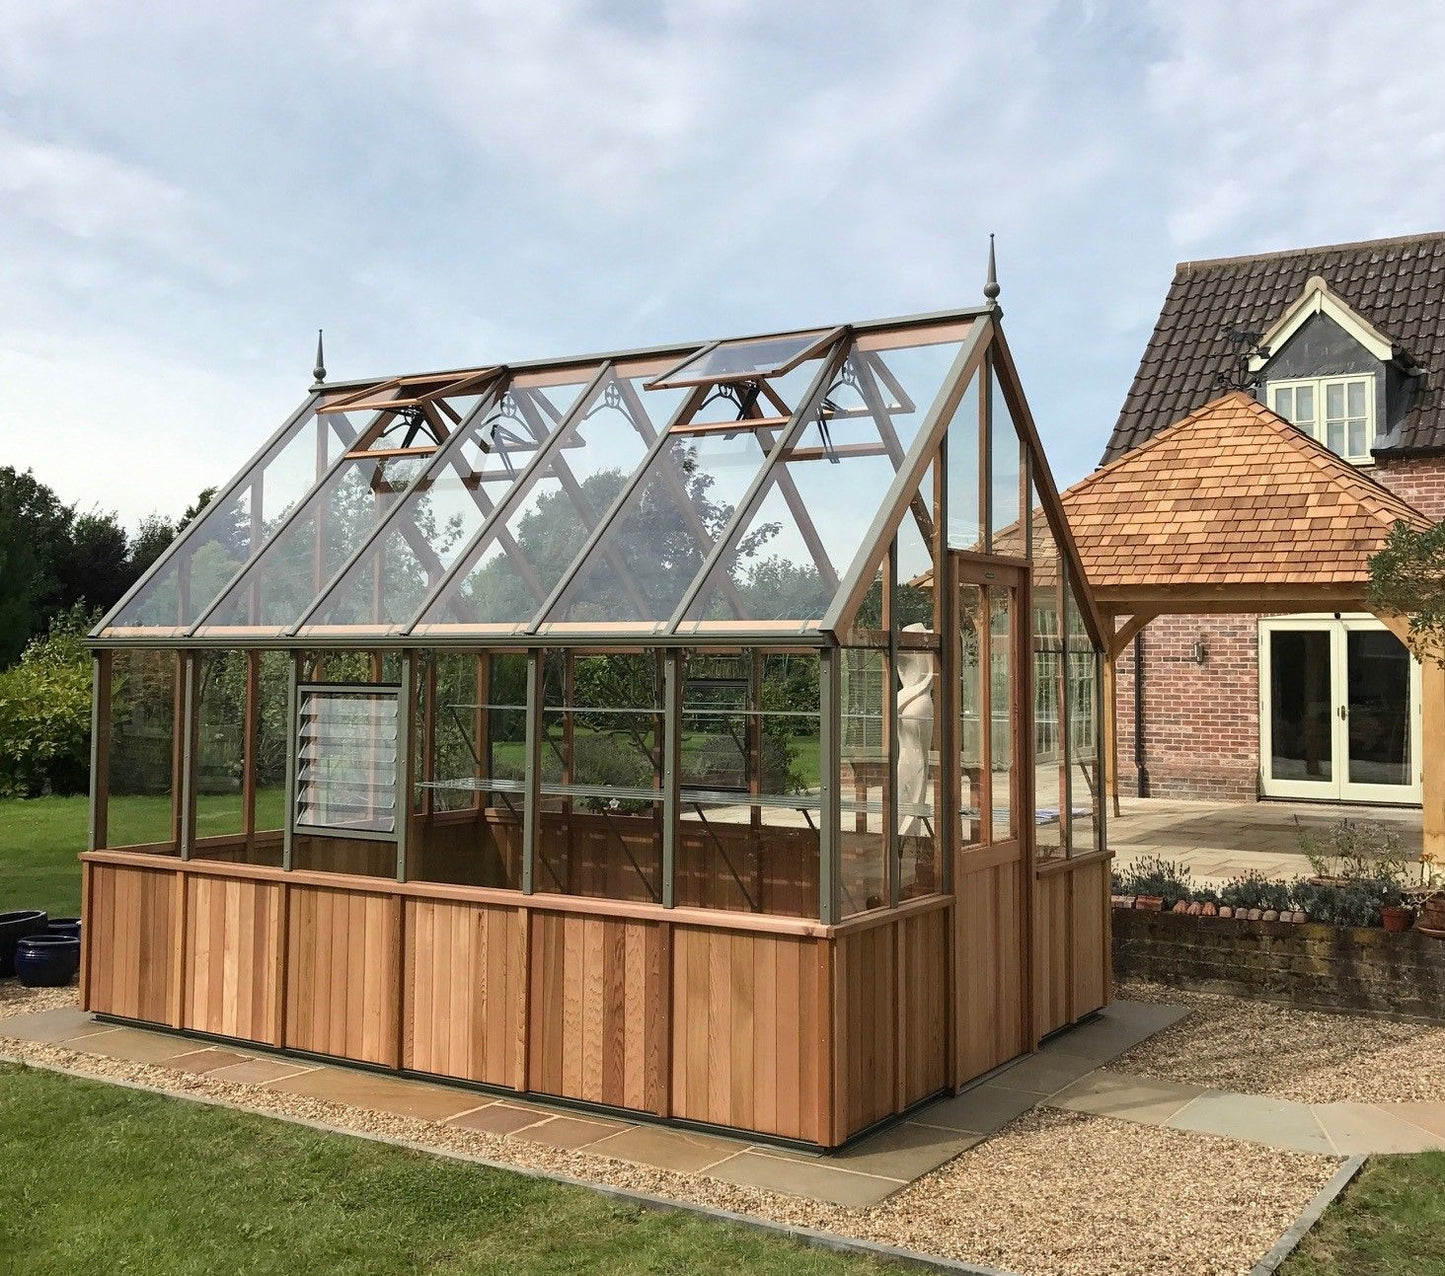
[81,290,1112,1148]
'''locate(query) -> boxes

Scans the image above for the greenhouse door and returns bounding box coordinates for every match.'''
[952,555,1032,1082]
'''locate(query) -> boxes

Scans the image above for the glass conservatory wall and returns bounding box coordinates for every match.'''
[1065,577,1103,857]
[675,649,821,918]
[414,369,686,634]
[193,652,246,845]
[409,652,526,889]
[102,398,351,632]
[104,650,181,852]
[535,651,664,903]
[945,378,983,552]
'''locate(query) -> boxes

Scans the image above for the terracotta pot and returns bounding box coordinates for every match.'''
[1186,902,1203,916]
[1381,905,1414,934]
[1201,902,1217,917]
[1111,895,1135,910]
[1218,905,1233,918]
[1263,909,1279,922]
[1172,900,1189,914]
[1135,895,1164,912]
[1247,908,1264,921]
[1419,898,1445,931]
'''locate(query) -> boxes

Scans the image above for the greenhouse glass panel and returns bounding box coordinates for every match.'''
[105,650,180,853]
[104,399,359,631]
[542,429,771,629]
[413,370,686,633]
[649,330,834,388]
[675,650,821,918]
[680,333,962,631]
[839,646,890,916]
[989,364,1023,553]
[301,375,603,631]
[945,377,983,552]
[294,687,399,836]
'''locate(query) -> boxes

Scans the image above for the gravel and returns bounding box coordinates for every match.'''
[0,985,1335,1276]
[1116,979,1445,1103]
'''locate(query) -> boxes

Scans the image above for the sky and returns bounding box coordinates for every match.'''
[4,0,1445,531]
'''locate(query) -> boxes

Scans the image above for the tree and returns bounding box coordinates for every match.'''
[1368,521,1445,663]
[0,468,72,664]
[129,514,178,576]
[0,604,95,797]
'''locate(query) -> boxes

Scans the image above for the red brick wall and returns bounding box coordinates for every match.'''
[1113,614,1260,801]
[1104,454,1444,803]
[1372,455,1445,520]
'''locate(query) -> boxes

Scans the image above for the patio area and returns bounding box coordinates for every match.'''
[1107,796,1424,886]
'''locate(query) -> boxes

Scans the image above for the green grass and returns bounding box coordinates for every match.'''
[1282,1152,1445,1275]
[0,1063,892,1275]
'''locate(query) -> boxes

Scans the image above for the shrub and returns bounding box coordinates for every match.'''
[1218,870,1295,914]
[1291,878,1393,927]
[1296,815,1411,887]
[1113,855,1193,903]
[0,606,94,798]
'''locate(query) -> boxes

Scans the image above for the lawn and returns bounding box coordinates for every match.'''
[1282,1151,1445,1274]
[0,1063,892,1275]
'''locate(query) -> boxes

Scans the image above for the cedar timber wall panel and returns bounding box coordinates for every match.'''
[669,925,828,1143]
[955,847,1028,1082]
[183,874,283,1044]
[84,863,178,1024]
[403,899,525,1086]
[1034,858,1111,1038]
[284,884,401,1065]
[528,911,668,1114]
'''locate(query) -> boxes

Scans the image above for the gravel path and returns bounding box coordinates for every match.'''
[0,986,1334,1276]
[1116,979,1445,1103]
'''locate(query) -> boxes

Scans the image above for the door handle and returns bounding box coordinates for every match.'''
[1338,705,1349,720]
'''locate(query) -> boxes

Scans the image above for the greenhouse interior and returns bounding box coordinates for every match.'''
[80,301,1113,1148]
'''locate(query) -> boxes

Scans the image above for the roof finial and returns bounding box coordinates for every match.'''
[313,329,326,384]
[983,233,1001,303]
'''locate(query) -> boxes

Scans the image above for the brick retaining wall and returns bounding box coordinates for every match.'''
[1113,907,1445,1022]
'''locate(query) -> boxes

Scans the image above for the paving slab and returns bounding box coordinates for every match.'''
[912,1081,1040,1134]
[705,1150,903,1208]
[1383,1101,1445,1142]
[1049,1070,1211,1125]
[1312,1102,1445,1155]
[834,1121,982,1180]
[991,1050,1098,1096]
[1166,1092,1335,1155]
[203,1057,320,1086]
[0,1007,115,1044]
[586,1124,745,1174]
[514,1113,631,1150]
[165,1048,256,1074]
[446,1101,550,1135]
[1040,1002,1189,1061]
[265,1064,481,1121]
[60,1025,198,1065]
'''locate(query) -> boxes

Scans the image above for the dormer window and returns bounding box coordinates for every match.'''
[1269,375,1373,464]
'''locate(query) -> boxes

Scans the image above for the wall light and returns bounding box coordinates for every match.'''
[1191,637,1208,665]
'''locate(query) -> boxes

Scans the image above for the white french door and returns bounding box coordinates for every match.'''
[1259,616,1421,803]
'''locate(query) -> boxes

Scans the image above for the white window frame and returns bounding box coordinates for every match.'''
[1267,375,1375,464]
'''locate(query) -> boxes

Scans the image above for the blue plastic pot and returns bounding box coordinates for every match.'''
[0,910,48,978]
[14,934,80,987]
[45,918,82,939]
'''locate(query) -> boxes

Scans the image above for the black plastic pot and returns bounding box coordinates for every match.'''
[14,934,80,987]
[45,917,82,939]
[0,910,48,978]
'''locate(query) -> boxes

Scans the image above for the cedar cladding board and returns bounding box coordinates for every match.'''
[1105,231,1445,462]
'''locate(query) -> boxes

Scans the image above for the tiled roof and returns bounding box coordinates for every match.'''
[1065,392,1430,592]
[1104,231,1445,462]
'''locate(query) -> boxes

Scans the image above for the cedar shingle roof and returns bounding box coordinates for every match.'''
[1104,231,1445,463]
[1066,392,1430,592]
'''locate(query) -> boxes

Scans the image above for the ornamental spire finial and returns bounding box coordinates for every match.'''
[313,329,326,383]
[983,234,1000,303]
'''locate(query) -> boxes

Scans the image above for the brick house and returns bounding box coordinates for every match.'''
[1100,232,1445,805]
